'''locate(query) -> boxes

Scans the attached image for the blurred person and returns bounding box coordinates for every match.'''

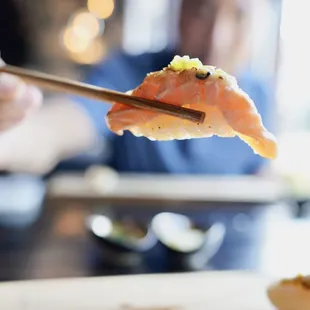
[0,0,275,175]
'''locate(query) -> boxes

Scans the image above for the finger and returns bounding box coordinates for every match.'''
[22,85,42,112]
[0,103,25,123]
[0,84,42,109]
[0,94,28,123]
[10,85,42,121]
[0,73,26,102]
[0,119,23,131]
[0,84,42,121]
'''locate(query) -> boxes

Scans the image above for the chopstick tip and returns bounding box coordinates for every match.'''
[198,111,206,123]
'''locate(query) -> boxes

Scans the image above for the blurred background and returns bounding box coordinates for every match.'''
[0,0,310,283]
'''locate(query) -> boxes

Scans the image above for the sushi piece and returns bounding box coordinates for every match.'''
[267,275,310,310]
[106,55,277,159]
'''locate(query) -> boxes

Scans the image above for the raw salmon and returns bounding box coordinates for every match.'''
[106,55,277,159]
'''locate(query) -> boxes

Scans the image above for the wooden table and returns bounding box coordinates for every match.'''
[0,271,274,310]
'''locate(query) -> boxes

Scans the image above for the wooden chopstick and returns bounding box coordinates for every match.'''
[0,65,205,123]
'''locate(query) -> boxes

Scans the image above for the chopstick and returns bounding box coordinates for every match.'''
[0,65,205,123]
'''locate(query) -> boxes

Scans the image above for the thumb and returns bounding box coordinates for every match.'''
[0,54,5,66]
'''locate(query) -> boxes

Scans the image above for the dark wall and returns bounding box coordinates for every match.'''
[0,0,30,66]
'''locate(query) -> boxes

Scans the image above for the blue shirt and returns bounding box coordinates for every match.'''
[73,49,273,175]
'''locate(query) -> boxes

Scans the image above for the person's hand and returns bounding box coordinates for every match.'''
[0,58,42,132]
[0,58,98,174]
[0,96,98,175]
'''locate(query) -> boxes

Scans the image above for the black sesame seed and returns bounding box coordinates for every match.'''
[196,71,211,80]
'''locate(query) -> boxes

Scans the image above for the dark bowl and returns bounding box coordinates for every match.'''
[86,214,158,268]
[151,212,226,271]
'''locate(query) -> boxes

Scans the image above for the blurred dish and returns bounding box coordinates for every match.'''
[0,174,45,228]
[86,214,157,267]
[84,165,119,193]
[151,212,225,271]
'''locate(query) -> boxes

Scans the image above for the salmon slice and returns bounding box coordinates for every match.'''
[106,55,277,159]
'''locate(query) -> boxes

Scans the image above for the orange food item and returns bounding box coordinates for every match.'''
[267,275,310,310]
[106,55,277,159]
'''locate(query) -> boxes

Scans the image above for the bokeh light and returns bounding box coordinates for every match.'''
[71,10,104,39]
[62,26,92,53]
[87,0,114,19]
[61,7,107,64]
[68,38,107,64]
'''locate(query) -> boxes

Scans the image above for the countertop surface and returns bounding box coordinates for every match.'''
[0,271,274,310]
